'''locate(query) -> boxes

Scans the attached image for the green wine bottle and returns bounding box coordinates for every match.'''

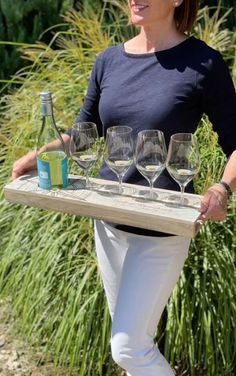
[37,92,68,190]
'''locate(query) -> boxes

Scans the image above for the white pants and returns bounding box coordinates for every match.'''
[94,220,191,376]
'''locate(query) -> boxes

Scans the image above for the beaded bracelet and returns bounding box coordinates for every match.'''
[215,181,232,200]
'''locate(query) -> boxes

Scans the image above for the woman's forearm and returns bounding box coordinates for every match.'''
[38,133,71,155]
[221,150,236,192]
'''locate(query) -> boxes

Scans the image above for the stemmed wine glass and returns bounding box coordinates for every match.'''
[69,122,99,188]
[135,130,167,199]
[104,126,134,194]
[166,133,200,205]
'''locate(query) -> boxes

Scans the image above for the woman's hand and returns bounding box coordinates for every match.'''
[199,184,228,221]
[11,134,70,180]
[11,150,37,180]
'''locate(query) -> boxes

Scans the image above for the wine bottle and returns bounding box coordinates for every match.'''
[37,92,68,190]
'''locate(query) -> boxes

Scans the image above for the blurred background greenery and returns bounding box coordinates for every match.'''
[0,1,235,375]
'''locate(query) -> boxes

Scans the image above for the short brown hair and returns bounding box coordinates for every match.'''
[175,0,199,33]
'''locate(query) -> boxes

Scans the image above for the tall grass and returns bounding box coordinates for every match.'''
[164,7,236,373]
[0,2,235,375]
[0,5,121,376]
[164,120,236,375]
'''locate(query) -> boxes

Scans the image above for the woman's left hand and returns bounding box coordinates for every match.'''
[199,184,228,221]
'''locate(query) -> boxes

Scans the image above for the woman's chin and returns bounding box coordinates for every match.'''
[130,15,146,26]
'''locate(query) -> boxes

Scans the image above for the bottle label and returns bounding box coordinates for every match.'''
[37,151,68,190]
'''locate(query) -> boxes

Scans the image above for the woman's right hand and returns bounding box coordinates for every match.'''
[11,150,37,180]
[11,134,70,181]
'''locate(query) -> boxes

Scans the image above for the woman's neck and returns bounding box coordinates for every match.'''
[125,24,187,54]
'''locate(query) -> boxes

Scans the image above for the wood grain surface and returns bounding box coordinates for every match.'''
[4,172,203,237]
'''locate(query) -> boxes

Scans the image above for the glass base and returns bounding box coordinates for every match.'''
[134,189,158,201]
[165,193,188,206]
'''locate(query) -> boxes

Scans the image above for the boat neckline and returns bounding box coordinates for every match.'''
[120,36,195,58]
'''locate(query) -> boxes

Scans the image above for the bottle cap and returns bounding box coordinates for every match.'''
[40,92,53,115]
[40,92,52,103]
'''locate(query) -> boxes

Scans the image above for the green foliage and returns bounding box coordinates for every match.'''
[0,5,127,375]
[201,0,236,30]
[0,0,72,89]
[164,121,236,375]
[195,4,233,55]
[0,2,235,376]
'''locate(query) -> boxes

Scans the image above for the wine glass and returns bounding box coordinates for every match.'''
[69,122,99,188]
[104,126,134,194]
[135,130,167,199]
[166,133,200,205]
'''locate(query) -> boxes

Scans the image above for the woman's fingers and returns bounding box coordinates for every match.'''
[200,188,228,221]
[11,151,37,180]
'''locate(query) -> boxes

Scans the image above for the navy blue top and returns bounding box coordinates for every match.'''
[72,36,236,235]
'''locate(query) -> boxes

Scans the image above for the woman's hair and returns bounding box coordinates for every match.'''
[175,0,199,33]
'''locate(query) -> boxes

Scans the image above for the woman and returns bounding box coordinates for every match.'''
[12,1,236,375]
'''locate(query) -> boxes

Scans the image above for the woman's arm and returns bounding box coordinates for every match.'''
[200,151,236,221]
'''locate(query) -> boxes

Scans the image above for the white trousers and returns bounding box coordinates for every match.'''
[94,220,191,376]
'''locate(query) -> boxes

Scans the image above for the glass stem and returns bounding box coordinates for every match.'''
[118,174,123,194]
[180,185,185,205]
[85,170,90,189]
[150,180,154,199]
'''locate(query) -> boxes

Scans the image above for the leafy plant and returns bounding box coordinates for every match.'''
[0,5,127,376]
[201,0,236,30]
[0,0,73,92]
[164,121,236,375]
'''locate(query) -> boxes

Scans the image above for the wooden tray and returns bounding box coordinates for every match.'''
[4,172,202,237]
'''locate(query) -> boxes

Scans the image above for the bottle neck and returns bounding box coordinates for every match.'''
[41,101,53,116]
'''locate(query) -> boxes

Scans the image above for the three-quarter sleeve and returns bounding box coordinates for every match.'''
[66,54,104,137]
[201,52,236,157]
[77,55,104,136]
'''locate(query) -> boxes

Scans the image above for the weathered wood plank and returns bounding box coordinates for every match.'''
[4,172,202,237]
